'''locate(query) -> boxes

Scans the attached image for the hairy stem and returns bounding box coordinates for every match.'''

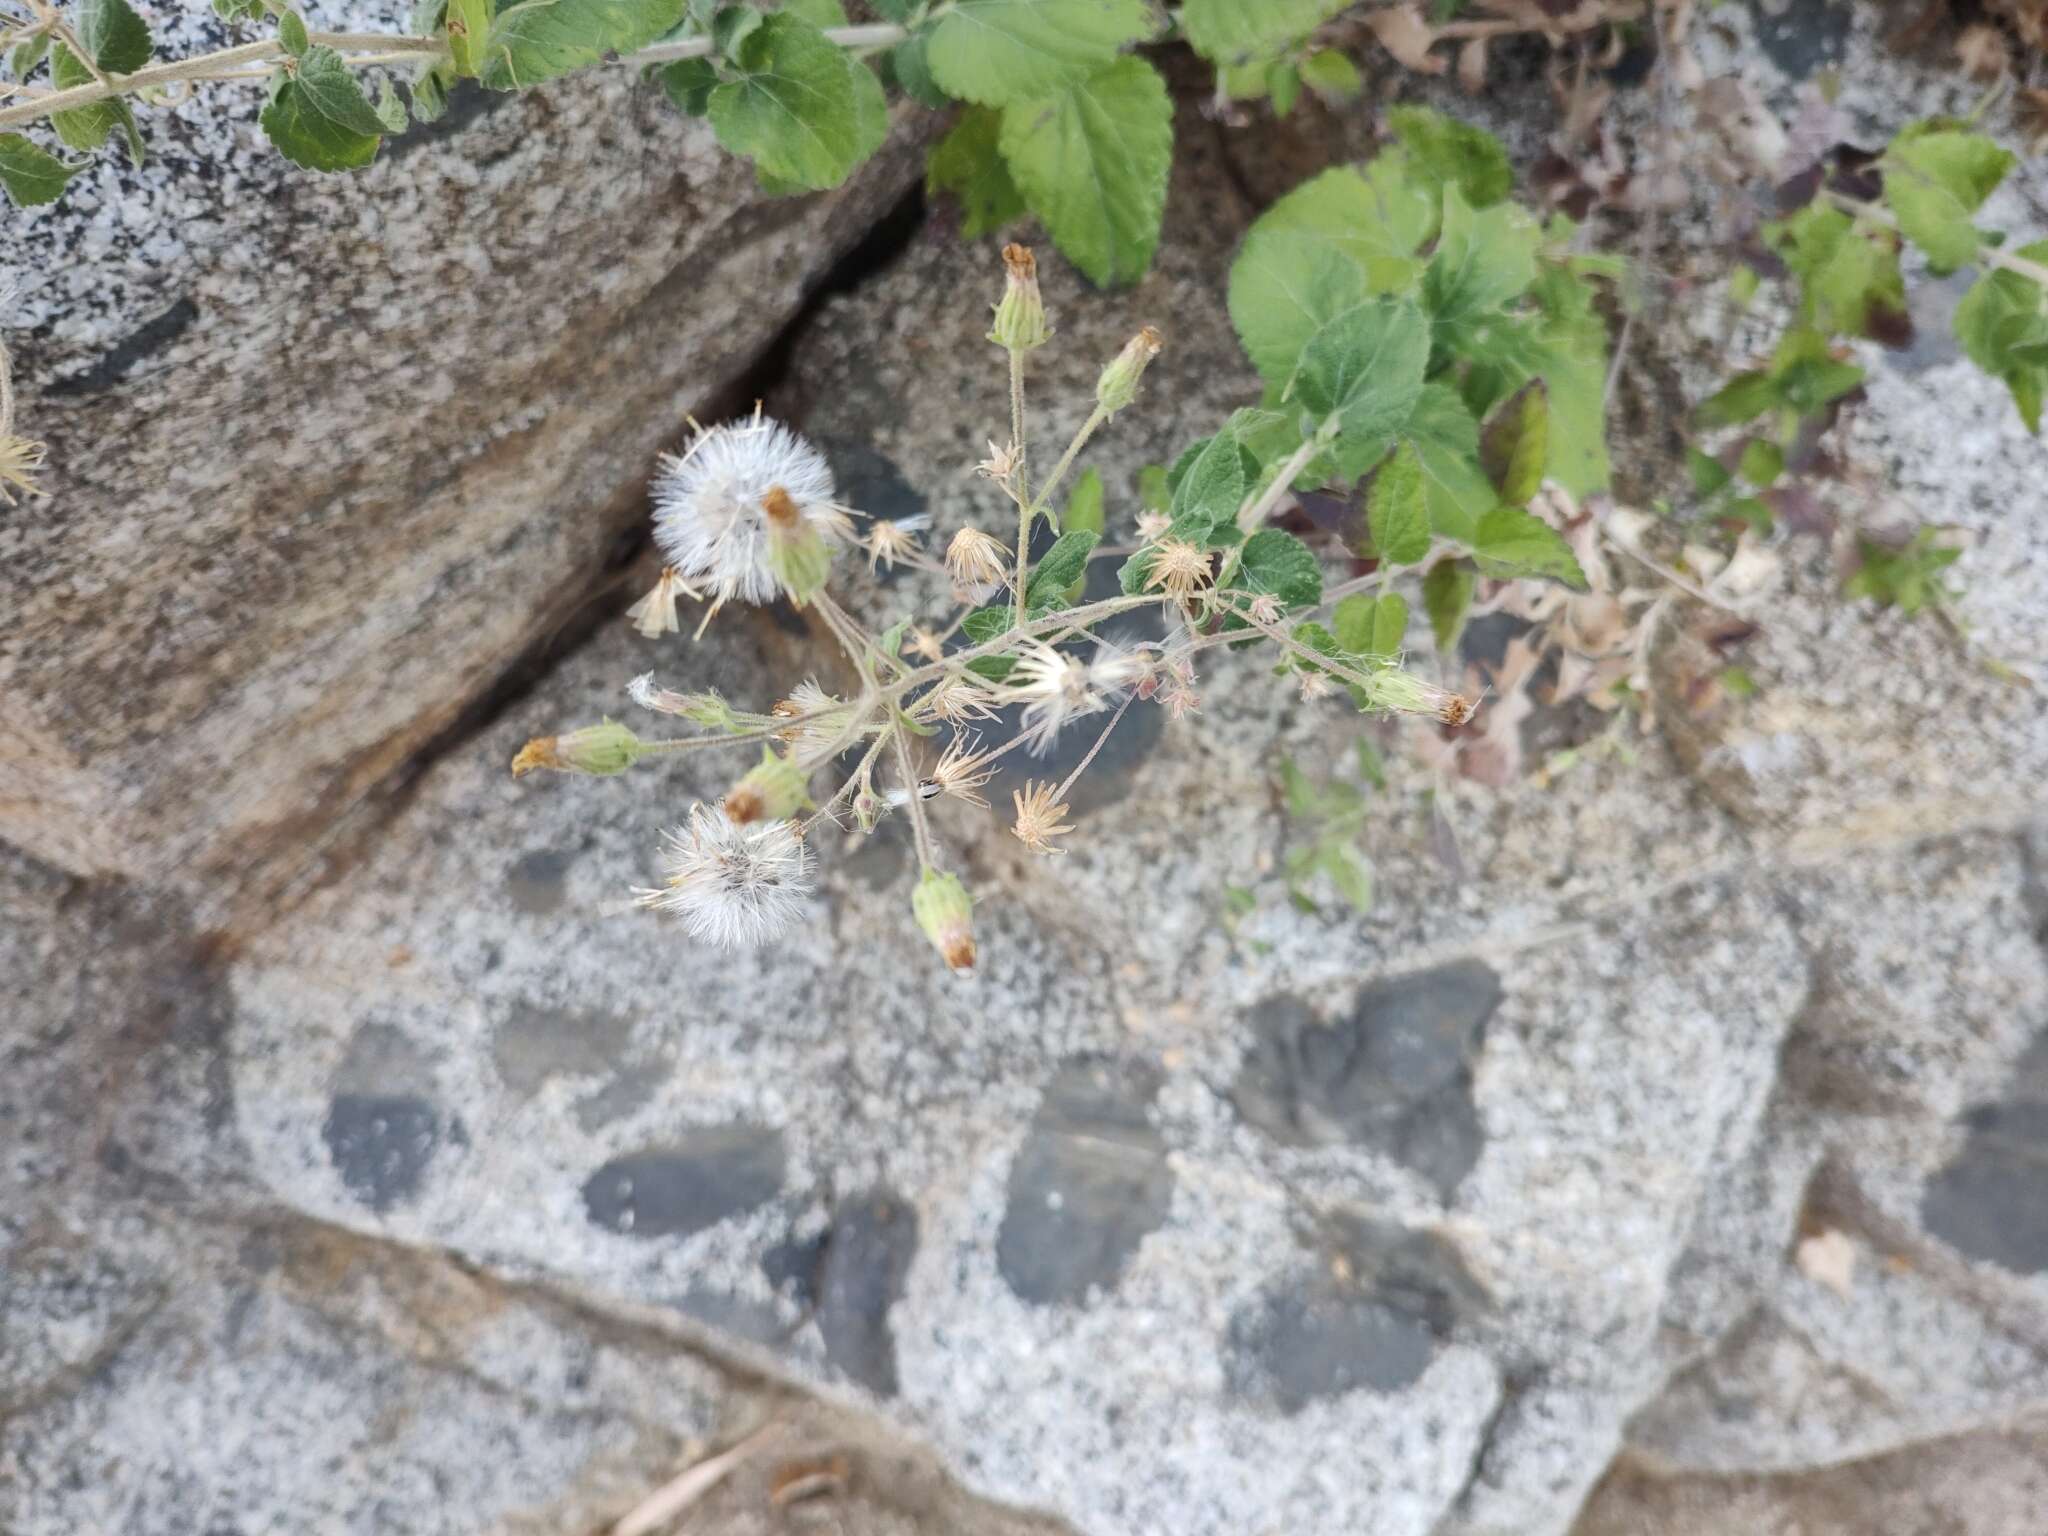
[1829,189,2048,289]
[1023,405,1108,530]
[1008,346,1030,623]
[891,725,939,873]
[0,21,908,131]
[1236,438,1320,536]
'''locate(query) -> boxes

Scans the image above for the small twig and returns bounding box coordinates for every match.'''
[610,1421,781,1536]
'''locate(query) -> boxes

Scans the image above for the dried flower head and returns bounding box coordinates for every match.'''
[633,806,813,947]
[945,526,1009,594]
[628,676,740,730]
[929,733,999,807]
[1143,538,1212,611]
[976,438,1023,486]
[626,566,697,638]
[904,626,946,664]
[772,679,851,759]
[864,514,932,572]
[652,417,851,611]
[1010,780,1074,854]
[0,434,46,505]
[918,676,1000,724]
[1007,639,1106,754]
[1135,509,1172,542]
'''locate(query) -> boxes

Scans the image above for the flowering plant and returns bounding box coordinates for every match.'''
[511,109,1633,967]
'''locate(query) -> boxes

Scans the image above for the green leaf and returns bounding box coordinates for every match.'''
[890,32,949,108]
[926,106,1025,237]
[709,12,877,190]
[1423,183,1539,355]
[0,132,88,206]
[1064,466,1105,537]
[1228,157,1434,385]
[11,33,50,75]
[1387,104,1511,208]
[926,0,1151,106]
[1953,242,2048,433]
[1774,203,1903,338]
[713,5,766,61]
[260,71,382,171]
[1232,528,1322,610]
[1477,378,1547,505]
[997,54,1172,287]
[1769,326,1863,414]
[1299,47,1360,102]
[962,604,1015,643]
[214,0,268,18]
[1422,558,1473,650]
[1883,129,2013,274]
[480,0,687,88]
[445,0,493,76]
[1179,0,1347,65]
[1267,61,1300,117]
[1320,842,1373,912]
[1687,445,1731,496]
[1137,463,1170,512]
[279,9,310,56]
[1170,428,1247,536]
[1738,437,1783,487]
[1399,382,1492,541]
[1026,528,1099,606]
[1471,504,1586,588]
[782,0,847,24]
[49,41,141,163]
[1697,369,1780,428]
[1293,297,1432,466]
[1333,592,1407,655]
[1366,441,1430,565]
[293,44,399,137]
[76,0,153,73]
[657,56,720,114]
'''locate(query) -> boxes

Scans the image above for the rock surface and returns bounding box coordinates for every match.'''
[0,1,929,926]
[10,5,2048,1536]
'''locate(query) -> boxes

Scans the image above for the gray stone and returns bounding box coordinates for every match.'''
[582,1131,788,1241]
[1227,1214,1488,1412]
[1,17,932,927]
[1750,0,1854,81]
[492,1002,637,1097]
[323,1093,448,1213]
[1923,1058,2048,1278]
[1232,962,1502,1200]
[817,1189,921,1396]
[995,1060,1174,1307]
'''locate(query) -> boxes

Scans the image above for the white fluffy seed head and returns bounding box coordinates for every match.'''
[632,805,813,947]
[1007,639,1107,755]
[651,418,848,606]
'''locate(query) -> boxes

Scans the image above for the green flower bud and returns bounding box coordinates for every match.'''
[912,870,976,972]
[987,243,1052,352]
[723,746,813,824]
[511,719,645,777]
[1096,326,1163,415]
[1363,667,1476,726]
[770,524,831,606]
